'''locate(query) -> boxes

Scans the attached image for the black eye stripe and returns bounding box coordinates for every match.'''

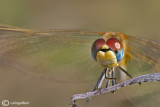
[115,50,118,54]
[100,47,117,53]
[100,49,111,52]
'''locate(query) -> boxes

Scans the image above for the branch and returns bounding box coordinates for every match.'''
[70,73,160,106]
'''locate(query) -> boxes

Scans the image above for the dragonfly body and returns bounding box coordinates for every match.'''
[82,32,133,107]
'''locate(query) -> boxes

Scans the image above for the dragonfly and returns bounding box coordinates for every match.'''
[0,25,160,107]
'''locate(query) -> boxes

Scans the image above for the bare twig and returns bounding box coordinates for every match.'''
[70,73,160,106]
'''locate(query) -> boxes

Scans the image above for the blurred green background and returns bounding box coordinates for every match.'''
[0,0,160,107]
[1,0,160,38]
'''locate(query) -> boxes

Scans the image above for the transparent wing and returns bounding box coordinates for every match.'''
[126,36,160,76]
[0,25,111,107]
[0,26,105,83]
[118,35,160,106]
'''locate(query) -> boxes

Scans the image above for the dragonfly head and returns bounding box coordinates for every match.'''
[91,37,124,68]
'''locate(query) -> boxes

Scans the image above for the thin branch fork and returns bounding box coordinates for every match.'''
[70,73,160,106]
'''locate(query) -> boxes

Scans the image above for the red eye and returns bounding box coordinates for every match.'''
[92,38,105,50]
[106,38,123,51]
[91,38,105,61]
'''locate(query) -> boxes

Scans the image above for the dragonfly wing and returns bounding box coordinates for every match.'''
[0,27,104,83]
[125,36,160,76]
[119,35,160,106]
[0,26,111,107]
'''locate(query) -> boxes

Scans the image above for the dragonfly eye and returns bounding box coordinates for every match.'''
[91,38,105,61]
[106,38,123,51]
[106,38,124,62]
